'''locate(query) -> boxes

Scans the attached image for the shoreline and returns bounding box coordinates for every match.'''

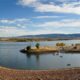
[0,38,80,42]
[0,66,80,80]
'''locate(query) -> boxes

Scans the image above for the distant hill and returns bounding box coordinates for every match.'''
[19,33,80,39]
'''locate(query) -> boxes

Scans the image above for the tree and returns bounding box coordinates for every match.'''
[56,43,65,47]
[26,45,31,51]
[35,43,40,49]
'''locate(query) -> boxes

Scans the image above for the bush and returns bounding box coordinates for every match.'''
[56,43,65,47]
[35,43,40,49]
[26,45,31,51]
[56,43,60,46]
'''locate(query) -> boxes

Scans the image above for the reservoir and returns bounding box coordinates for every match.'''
[0,40,80,70]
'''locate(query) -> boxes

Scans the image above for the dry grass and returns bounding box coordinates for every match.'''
[29,46,58,53]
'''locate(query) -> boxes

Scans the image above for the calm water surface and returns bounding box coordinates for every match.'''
[0,40,80,70]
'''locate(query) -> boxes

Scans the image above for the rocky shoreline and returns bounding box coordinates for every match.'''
[0,67,80,80]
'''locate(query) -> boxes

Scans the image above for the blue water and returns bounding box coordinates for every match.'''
[0,40,80,70]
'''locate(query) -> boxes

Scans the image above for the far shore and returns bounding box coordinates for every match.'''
[0,66,80,80]
[0,37,80,42]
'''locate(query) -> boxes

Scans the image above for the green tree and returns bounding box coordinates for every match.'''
[35,43,40,49]
[26,45,31,51]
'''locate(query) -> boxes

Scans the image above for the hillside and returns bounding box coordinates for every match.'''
[19,33,80,39]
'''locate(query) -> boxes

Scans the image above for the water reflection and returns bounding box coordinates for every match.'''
[24,52,61,66]
[36,55,40,62]
[25,53,40,62]
[26,54,31,59]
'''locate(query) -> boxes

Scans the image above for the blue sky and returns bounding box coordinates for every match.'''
[0,0,80,37]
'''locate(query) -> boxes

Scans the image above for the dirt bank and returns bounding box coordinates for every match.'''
[0,67,80,80]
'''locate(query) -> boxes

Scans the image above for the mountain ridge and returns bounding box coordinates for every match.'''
[19,33,80,38]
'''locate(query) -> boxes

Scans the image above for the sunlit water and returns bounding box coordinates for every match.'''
[0,40,80,70]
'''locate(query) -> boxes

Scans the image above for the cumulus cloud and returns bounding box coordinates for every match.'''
[35,2,80,14]
[18,0,80,15]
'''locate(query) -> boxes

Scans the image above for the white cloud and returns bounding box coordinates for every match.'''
[0,18,32,37]
[34,16,59,19]
[36,19,80,28]
[18,0,37,6]
[15,18,30,22]
[0,17,80,37]
[18,0,80,15]
[35,2,80,14]
[56,0,79,3]
[0,18,80,37]
[0,26,62,37]
[0,18,30,24]
[0,19,15,24]
[0,26,28,37]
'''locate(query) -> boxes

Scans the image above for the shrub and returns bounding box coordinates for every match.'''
[56,43,60,46]
[35,43,40,49]
[26,45,31,51]
[56,43,65,47]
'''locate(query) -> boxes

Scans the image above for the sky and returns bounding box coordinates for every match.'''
[0,0,80,37]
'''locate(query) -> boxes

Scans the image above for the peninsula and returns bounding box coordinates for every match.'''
[20,43,80,54]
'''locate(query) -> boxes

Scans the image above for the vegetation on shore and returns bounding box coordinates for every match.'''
[0,38,56,42]
[35,43,40,49]
[0,37,79,42]
[21,42,66,53]
[21,43,80,53]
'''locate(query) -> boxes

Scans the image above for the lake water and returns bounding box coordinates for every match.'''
[0,40,80,70]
